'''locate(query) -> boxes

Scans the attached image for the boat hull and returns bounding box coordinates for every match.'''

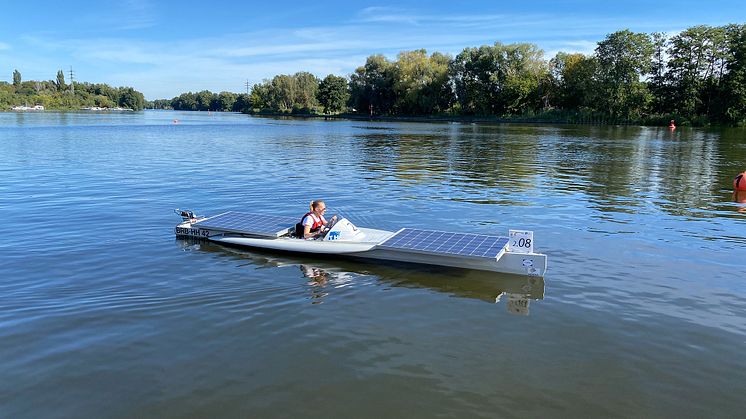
[175,219,547,276]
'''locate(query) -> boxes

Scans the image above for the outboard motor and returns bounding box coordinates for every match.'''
[324,218,366,242]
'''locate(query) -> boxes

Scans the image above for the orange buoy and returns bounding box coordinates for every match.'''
[735,172,746,191]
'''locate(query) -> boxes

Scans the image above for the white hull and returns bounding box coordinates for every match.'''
[175,216,547,276]
[212,235,378,254]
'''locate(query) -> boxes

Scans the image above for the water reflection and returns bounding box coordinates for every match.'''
[176,238,544,314]
[351,124,746,220]
[734,190,746,213]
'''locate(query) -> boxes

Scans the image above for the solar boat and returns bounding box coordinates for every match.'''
[174,210,547,276]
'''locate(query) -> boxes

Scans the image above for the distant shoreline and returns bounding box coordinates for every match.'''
[244,111,654,126]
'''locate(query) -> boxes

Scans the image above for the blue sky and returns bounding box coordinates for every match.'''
[1,0,744,99]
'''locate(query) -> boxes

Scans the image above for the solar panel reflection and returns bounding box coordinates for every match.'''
[379,228,508,258]
[196,211,297,236]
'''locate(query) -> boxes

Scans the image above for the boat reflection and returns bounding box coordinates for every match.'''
[734,190,746,213]
[176,238,545,314]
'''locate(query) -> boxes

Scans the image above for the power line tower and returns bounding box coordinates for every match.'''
[69,66,75,95]
[245,80,250,95]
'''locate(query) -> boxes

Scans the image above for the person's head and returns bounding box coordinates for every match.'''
[310,200,327,215]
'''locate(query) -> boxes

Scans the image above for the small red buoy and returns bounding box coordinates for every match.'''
[734,172,746,191]
[669,119,676,130]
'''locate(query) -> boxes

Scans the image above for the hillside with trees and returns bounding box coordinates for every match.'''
[0,70,145,111]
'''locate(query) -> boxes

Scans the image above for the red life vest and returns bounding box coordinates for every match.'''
[302,212,323,231]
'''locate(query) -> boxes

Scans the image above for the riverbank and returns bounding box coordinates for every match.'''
[244,110,698,127]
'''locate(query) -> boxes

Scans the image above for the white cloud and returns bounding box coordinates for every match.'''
[8,6,700,99]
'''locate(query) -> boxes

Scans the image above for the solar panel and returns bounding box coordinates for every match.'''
[378,228,509,259]
[195,211,297,237]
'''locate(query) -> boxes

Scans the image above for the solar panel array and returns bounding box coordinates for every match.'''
[195,211,297,237]
[378,228,509,259]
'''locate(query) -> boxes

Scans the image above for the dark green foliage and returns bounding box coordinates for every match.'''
[719,24,746,124]
[317,74,349,114]
[349,54,396,115]
[12,69,21,87]
[56,70,66,92]
[593,30,654,121]
[392,50,453,115]
[231,93,251,112]
[244,72,321,113]
[118,87,145,111]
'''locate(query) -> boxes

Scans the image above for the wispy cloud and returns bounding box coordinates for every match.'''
[6,4,711,99]
[77,0,156,31]
[0,42,10,50]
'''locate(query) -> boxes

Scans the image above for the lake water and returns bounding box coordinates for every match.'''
[1,110,745,418]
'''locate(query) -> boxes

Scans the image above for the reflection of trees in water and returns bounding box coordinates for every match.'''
[354,125,542,197]
[353,124,746,217]
[356,133,450,182]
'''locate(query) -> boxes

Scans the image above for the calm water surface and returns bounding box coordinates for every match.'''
[1,110,745,418]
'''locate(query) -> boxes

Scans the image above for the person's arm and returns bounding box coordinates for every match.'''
[303,224,313,239]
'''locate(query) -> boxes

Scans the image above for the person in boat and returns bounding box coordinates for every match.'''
[297,200,337,239]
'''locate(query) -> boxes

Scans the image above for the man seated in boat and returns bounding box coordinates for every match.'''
[296,200,337,239]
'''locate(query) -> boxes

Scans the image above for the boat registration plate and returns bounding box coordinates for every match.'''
[175,226,210,237]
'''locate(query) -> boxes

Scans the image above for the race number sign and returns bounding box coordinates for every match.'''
[508,230,534,254]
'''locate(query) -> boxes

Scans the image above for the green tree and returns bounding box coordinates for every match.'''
[393,50,453,115]
[719,24,746,124]
[249,82,272,110]
[12,69,21,87]
[195,90,215,111]
[215,91,237,111]
[349,54,396,115]
[56,70,66,92]
[292,71,319,112]
[594,29,654,120]
[667,25,733,121]
[269,74,297,111]
[118,87,145,110]
[647,32,671,113]
[450,42,547,116]
[667,26,711,118]
[550,52,598,110]
[232,93,251,112]
[317,74,349,114]
[172,92,197,110]
[499,43,549,114]
[450,45,499,114]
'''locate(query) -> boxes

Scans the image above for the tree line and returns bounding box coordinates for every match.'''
[196,24,740,126]
[1,69,145,111]
[149,90,250,112]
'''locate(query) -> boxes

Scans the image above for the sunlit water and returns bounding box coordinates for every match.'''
[1,110,745,417]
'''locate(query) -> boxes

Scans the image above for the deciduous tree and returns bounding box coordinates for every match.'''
[317,74,349,114]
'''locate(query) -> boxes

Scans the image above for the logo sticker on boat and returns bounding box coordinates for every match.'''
[328,231,340,240]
